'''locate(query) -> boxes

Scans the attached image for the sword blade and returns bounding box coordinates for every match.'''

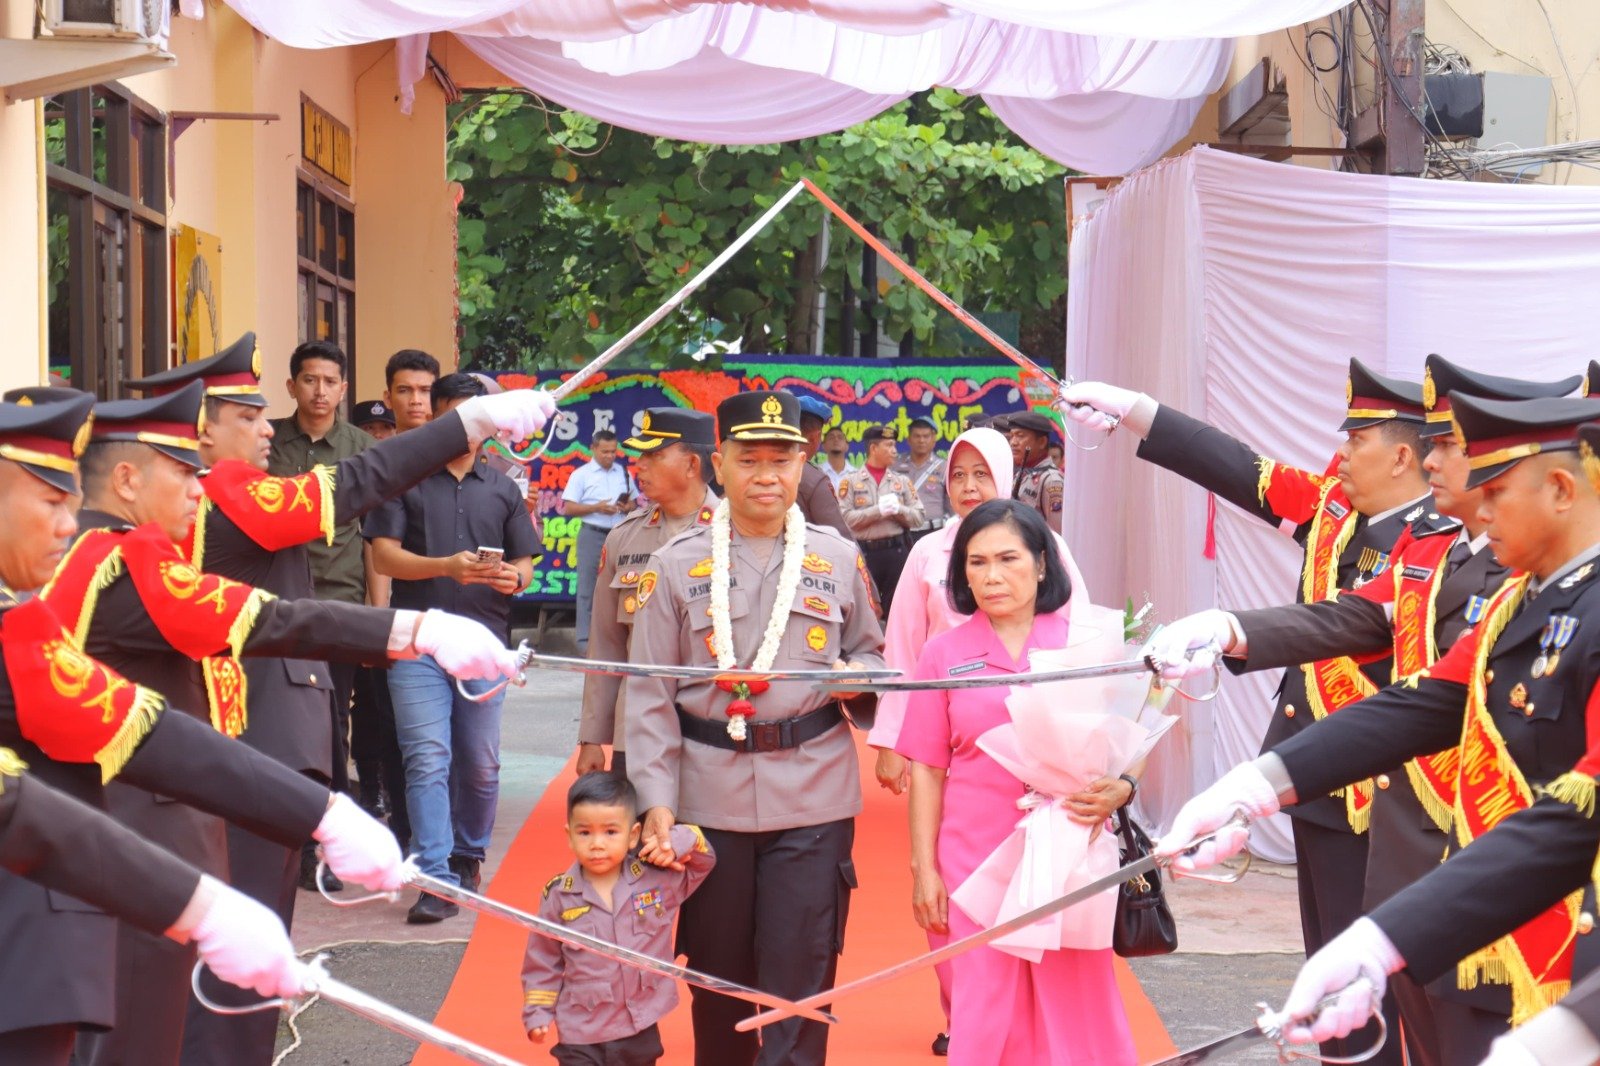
[811,658,1152,693]
[735,813,1251,1033]
[1146,1024,1268,1065]
[309,968,526,1066]
[409,871,837,1025]
[523,651,898,684]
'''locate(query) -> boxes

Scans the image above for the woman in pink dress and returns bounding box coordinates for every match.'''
[896,499,1137,1066]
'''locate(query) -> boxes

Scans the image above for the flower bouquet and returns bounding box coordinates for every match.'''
[949,603,1177,962]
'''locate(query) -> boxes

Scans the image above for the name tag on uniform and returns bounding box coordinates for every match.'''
[1325,500,1349,520]
[948,660,987,677]
[1400,565,1433,582]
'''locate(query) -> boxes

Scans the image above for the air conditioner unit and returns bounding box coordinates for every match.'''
[42,0,170,41]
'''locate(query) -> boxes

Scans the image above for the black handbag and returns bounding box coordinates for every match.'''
[1110,806,1178,957]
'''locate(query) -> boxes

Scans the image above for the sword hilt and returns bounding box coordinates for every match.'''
[314,857,404,907]
[455,639,534,704]
[1256,978,1389,1063]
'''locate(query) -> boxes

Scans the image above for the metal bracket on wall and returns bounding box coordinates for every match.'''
[167,111,279,197]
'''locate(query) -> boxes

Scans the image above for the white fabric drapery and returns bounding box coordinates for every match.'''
[1064,146,1600,858]
[218,0,1349,174]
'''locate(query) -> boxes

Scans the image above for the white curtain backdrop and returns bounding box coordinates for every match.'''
[1065,146,1600,858]
[217,0,1348,174]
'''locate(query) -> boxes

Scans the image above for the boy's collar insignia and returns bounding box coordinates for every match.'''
[630,860,644,879]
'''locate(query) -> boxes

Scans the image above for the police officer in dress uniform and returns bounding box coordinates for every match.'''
[1007,410,1064,528]
[1064,359,1432,1066]
[625,390,886,1066]
[49,384,516,1065]
[1159,394,1600,1058]
[893,416,950,546]
[0,750,317,1030]
[0,394,405,1064]
[1145,356,1583,1065]
[794,394,853,540]
[576,409,717,779]
[115,333,553,1065]
[837,424,923,617]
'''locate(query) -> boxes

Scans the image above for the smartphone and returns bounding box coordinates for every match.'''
[616,490,632,505]
[476,546,505,565]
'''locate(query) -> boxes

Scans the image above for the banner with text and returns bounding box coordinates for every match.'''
[491,354,1049,603]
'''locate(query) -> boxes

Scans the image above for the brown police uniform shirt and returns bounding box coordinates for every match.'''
[521,824,714,1043]
[625,521,886,831]
[837,466,924,543]
[1014,460,1064,526]
[578,487,716,753]
[893,455,949,529]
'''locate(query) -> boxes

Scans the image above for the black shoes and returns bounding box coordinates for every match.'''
[297,843,344,893]
[406,892,459,924]
[931,1032,950,1057]
[449,855,482,894]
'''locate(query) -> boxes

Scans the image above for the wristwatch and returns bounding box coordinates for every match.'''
[1117,773,1140,801]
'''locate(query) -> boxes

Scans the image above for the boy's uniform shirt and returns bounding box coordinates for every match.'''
[521,824,715,1044]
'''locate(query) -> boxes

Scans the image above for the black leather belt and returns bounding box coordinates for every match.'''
[858,533,908,551]
[675,704,844,753]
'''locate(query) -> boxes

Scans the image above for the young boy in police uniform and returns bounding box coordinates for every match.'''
[522,772,713,1065]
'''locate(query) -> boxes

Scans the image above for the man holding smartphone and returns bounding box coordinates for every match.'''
[562,429,634,652]
[364,373,539,922]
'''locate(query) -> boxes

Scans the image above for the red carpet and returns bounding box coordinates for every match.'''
[416,733,1177,1064]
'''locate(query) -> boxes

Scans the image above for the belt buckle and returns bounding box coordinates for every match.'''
[750,721,783,753]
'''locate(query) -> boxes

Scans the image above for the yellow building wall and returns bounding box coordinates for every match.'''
[0,0,457,410]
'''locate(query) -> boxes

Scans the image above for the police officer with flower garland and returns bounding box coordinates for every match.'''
[576,408,718,779]
[625,390,885,1066]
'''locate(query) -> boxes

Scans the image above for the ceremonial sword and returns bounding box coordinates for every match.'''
[810,653,1222,700]
[319,861,837,1025]
[735,814,1253,1032]
[191,955,525,1066]
[1150,982,1388,1064]
[456,640,899,702]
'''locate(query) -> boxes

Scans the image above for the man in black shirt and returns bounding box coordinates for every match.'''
[365,373,539,921]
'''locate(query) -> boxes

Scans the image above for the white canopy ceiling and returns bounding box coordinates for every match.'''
[220,0,1350,173]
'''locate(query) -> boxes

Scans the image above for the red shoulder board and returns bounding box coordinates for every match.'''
[119,523,275,660]
[39,528,126,644]
[201,460,336,551]
[1253,454,1338,528]
[1,598,164,782]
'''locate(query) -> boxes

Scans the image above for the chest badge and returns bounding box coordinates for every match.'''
[1464,595,1489,625]
[623,594,639,615]
[560,905,591,923]
[1509,682,1528,711]
[688,557,714,578]
[802,553,833,575]
[806,624,827,652]
[1534,615,1578,678]
[632,888,663,917]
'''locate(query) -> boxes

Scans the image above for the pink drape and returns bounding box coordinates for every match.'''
[1064,146,1600,857]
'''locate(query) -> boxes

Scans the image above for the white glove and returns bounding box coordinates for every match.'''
[314,794,404,892]
[414,609,520,680]
[1059,382,1141,432]
[1479,1038,1542,1066]
[192,880,310,999]
[1273,918,1402,1046]
[878,495,901,517]
[1155,762,1279,873]
[1141,610,1238,681]
[458,390,558,443]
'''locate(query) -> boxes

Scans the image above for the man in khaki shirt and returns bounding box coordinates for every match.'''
[576,408,717,778]
[625,390,885,1066]
[837,424,924,615]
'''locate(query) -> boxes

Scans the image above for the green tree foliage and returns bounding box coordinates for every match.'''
[448,90,1070,371]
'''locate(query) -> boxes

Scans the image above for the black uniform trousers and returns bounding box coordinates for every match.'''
[1292,819,1403,1066]
[676,818,855,1066]
[858,540,909,619]
[351,664,409,847]
[552,1023,663,1066]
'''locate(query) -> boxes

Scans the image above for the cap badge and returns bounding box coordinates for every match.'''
[250,346,262,379]
[760,395,784,425]
[15,396,31,407]
[1345,374,1354,407]
[1422,366,1437,410]
[72,413,94,458]
[640,411,652,433]
[373,402,385,414]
